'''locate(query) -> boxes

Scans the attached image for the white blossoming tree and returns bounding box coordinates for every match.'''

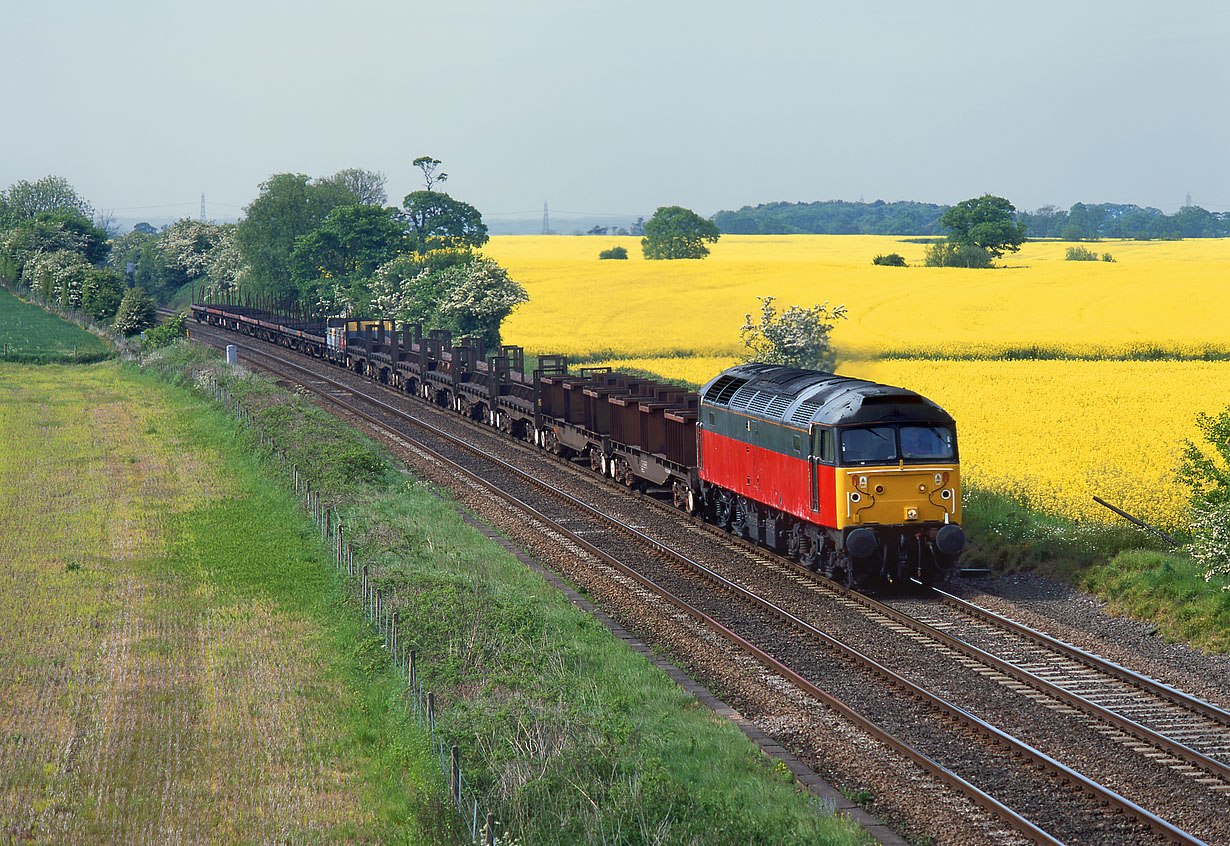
[436,258,528,349]
[203,224,247,299]
[160,219,222,282]
[740,295,848,371]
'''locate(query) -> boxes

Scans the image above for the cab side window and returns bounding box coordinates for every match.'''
[812,427,835,463]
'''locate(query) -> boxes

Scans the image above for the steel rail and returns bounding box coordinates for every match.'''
[927,585,1230,726]
[187,324,1205,846]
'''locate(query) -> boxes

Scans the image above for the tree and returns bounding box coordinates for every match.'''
[0,175,94,226]
[235,173,360,302]
[872,253,907,266]
[939,195,1026,261]
[132,221,158,235]
[364,249,475,322]
[290,204,410,305]
[598,246,628,259]
[1179,406,1230,581]
[401,191,488,251]
[81,267,126,321]
[412,156,448,191]
[436,258,528,349]
[112,286,158,336]
[203,225,247,299]
[923,241,994,269]
[320,168,387,206]
[641,206,720,259]
[24,250,91,308]
[740,296,848,371]
[160,218,222,283]
[107,228,157,276]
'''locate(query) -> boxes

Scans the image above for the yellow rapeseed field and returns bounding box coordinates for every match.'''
[485,235,1230,524]
[487,235,1230,360]
[842,359,1230,528]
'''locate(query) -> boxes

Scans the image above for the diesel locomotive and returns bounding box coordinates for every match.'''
[191,300,965,587]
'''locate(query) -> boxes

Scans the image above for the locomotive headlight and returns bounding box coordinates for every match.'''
[918,484,926,493]
[906,507,918,520]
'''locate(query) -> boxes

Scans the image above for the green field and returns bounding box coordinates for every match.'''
[0,363,446,843]
[0,286,111,362]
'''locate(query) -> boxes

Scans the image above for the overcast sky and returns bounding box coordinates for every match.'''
[3,0,1227,223]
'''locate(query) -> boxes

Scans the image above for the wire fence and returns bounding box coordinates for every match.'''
[156,363,502,845]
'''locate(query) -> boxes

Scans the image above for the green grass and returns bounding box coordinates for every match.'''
[123,364,454,842]
[147,339,865,845]
[0,285,111,362]
[1079,549,1230,653]
[959,485,1169,578]
[0,361,450,843]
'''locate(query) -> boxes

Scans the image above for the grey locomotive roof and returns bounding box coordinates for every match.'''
[699,362,953,427]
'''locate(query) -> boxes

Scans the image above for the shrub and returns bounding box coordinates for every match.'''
[923,242,993,268]
[872,253,907,267]
[1102,252,1116,262]
[112,286,158,336]
[142,311,187,349]
[1179,406,1230,582]
[598,246,628,260]
[1065,246,1100,261]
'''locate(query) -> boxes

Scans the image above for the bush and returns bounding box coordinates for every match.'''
[142,311,186,349]
[1065,246,1100,261]
[1102,252,1116,262]
[872,253,907,267]
[598,245,628,260]
[922,242,993,268]
[112,286,158,336]
[1179,406,1230,582]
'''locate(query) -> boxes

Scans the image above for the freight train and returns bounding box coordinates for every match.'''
[191,300,966,588]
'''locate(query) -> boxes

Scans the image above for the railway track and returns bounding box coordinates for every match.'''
[178,321,1222,844]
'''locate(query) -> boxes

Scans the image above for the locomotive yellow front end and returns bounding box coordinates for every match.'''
[833,421,966,587]
[839,465,961,530]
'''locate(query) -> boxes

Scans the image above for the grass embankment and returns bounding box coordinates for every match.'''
[0,285,112,363]
[0,362,447,843]
[148,340,864,846]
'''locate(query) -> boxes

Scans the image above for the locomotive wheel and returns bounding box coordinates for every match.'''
[730,499,749,539]
[712,490,734,530]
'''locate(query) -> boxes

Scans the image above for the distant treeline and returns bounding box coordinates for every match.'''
[713,200,1230,240]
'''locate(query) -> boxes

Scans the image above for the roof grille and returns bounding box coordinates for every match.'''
[705,375,746,405]
[765,394,792,418]
[790,399,822,424]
